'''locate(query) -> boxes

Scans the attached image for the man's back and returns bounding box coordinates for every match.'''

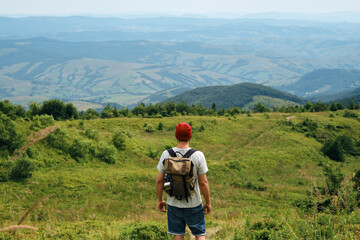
[157,147,208,208]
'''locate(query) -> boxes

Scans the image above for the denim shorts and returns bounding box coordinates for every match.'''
[167,204,206,236]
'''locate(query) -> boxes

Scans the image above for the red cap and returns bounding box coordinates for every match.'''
[175,122,192,141]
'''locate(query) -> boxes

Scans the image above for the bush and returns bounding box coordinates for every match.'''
[0,113,24,154]
[96,141,117,164]
[0,158,12,182]
[336,135,358,155]
[147,147,159,159]
[118,222,171,240]
[112,128,126,150]
[145,125,155,133]
[343,110,358,119]
[30,114,55,130]
[84,128,99,140]
[353,169,360,205]
[9,157,34,181]
[46,128,71,152]
[157,122,164,131]
[68,138,90,161]
[321,139,345,162]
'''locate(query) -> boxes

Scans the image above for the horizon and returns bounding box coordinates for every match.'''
[1,11,360,23]
[1,0,360,17]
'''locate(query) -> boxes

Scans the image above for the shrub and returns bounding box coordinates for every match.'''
[0,113,24,154]
[9,157,34,181]
[336,135,358,155]
[68,138,90,161]
[118,222,171,240]
[0,158,12,182]
[321,139,345,162]
[84,128,99,140]
[145,125,155,133]
[323,165,345,195]
[96,141,116,164]
[353,169,360,205]
[30,114,55,130]
[112,128,126,150]
[157,122,164,131]
[147,147,159,159]
[343,110,358,119]
[46,128,71,152]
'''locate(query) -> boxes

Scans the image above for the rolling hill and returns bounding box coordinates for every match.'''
[278,69,360,98]
[162,82,306,109]
[1,111,359,239]
[0,37,359,107]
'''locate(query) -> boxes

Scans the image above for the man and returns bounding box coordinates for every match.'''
[156,122,211,240]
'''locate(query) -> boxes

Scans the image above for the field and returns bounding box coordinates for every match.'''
[0,111,360,239]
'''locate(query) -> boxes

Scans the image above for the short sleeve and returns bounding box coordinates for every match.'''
[196,151,208,175]
[157,150,168,173]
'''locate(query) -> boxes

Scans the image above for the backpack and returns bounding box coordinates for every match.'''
[163,148,197,202]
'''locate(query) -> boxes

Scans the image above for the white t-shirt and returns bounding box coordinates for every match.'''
[157,147,208,208]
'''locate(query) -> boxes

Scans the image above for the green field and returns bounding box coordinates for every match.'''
[1,111,360,239]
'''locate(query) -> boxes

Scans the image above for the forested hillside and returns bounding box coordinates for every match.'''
[163,83,306,109]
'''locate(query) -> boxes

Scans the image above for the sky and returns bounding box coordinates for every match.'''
[1,0,360,16]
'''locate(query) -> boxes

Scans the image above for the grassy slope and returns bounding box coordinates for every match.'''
[0,111,359,239]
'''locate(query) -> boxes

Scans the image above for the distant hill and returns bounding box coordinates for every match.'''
[163,82,306,109]
[333,87,360,105]
[279,69,360,98]
[0,38,358,107]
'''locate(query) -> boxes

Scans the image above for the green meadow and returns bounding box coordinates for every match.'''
[1,111,360,239]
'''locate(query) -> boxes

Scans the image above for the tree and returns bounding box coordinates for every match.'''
[27,102,42,118]
[0,100,25,119]
[330,102,338,111]
[64,103,79,119]
[101,104,114,118]
[303,102,313,111]
[41,99,65,120]
[348,101,355,110]
[132,103,146,117]
[253,103,270,113]
[85,108,100,120]
[336,102,345,110]
[176,101,190,115]
[211,103,217,112]
[313,102,329,112]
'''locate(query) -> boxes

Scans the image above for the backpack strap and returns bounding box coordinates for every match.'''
[183,148,197,158]
[166,148,177,157]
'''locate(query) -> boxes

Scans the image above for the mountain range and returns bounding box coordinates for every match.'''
[0,16,359,107]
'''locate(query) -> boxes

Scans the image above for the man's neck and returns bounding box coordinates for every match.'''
[176,140,190,149]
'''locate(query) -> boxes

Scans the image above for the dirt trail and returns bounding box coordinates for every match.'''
[11,125,60,161]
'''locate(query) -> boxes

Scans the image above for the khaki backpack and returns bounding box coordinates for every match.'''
[163,148,197,202]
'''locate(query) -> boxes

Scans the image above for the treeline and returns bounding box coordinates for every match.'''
[1,99,360,120]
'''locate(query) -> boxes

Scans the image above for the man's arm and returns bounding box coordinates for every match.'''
[198,173,211,214]
[156,172,166,212]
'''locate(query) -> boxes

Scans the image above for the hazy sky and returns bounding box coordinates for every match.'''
[1,0,360,16]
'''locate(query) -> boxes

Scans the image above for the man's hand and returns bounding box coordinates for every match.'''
[158,200,167,212]
[203,203,211,214]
